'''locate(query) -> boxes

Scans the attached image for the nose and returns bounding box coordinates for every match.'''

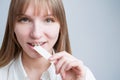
[30,20,44,39]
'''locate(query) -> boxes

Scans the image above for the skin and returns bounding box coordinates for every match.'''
[14,2,86,80]
[49,51,86,80]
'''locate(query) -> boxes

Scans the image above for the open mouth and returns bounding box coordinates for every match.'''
[27,42,46,47]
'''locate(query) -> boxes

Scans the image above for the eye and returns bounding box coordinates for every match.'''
[45,17,55,23]
[17,17,31,23]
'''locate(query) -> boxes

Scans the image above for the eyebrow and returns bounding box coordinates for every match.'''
[15,14,29,20]
[16,13,55,18]
[15,13,58,22]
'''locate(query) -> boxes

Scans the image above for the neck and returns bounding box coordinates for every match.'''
[22,52,51,78]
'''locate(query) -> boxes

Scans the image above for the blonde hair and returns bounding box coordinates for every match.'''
[0,0,71,67]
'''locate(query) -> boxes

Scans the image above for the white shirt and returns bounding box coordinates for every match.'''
[0,54,96,80]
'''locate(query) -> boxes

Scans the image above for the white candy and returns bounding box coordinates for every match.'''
[33,46,52,60]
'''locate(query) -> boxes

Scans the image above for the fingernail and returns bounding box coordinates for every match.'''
[49,57,53,60]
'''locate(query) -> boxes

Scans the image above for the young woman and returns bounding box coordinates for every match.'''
[0,0,96,80]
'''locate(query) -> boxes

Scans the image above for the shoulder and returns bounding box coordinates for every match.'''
[0,65,9,79]
[0,60,14,70]
[0,60,14,79]
[0,64,10,73]
[85,66,96,80]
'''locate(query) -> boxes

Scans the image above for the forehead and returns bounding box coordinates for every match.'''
[24,1,53,16]
[12,0,53,17]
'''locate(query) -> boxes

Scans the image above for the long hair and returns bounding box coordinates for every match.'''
[0,0,71,67]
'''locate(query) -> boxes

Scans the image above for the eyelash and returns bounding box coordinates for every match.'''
[45,17,55,23]
[17,17,31,23]
[16,16,56,23]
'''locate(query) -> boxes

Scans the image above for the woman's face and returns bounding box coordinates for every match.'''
[14,3,60,58]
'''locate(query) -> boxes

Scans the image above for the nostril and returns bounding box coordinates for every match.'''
[30,30,43,39]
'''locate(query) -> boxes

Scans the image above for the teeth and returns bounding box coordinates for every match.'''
[31,42,44,46]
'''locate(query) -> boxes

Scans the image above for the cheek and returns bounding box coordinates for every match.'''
[46,26,60,50]
[14,29,25,46]
[14,25,29,45]
[47,25,60,40]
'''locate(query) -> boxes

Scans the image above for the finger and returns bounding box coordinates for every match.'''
[66,60,83,70]
[49,51,65,61]
[59,61,70,79]
[55,56,66,74]
[60,71,66,80]
[65,60,84,75]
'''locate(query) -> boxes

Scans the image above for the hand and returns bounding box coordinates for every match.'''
[49,51,86,80]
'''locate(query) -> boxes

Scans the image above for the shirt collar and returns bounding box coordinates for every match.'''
[14,53,28,80]
[14,52,61,80]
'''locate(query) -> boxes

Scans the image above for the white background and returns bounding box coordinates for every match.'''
[0,0,120,80]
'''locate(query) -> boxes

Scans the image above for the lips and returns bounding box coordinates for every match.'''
[27,42,46,47]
